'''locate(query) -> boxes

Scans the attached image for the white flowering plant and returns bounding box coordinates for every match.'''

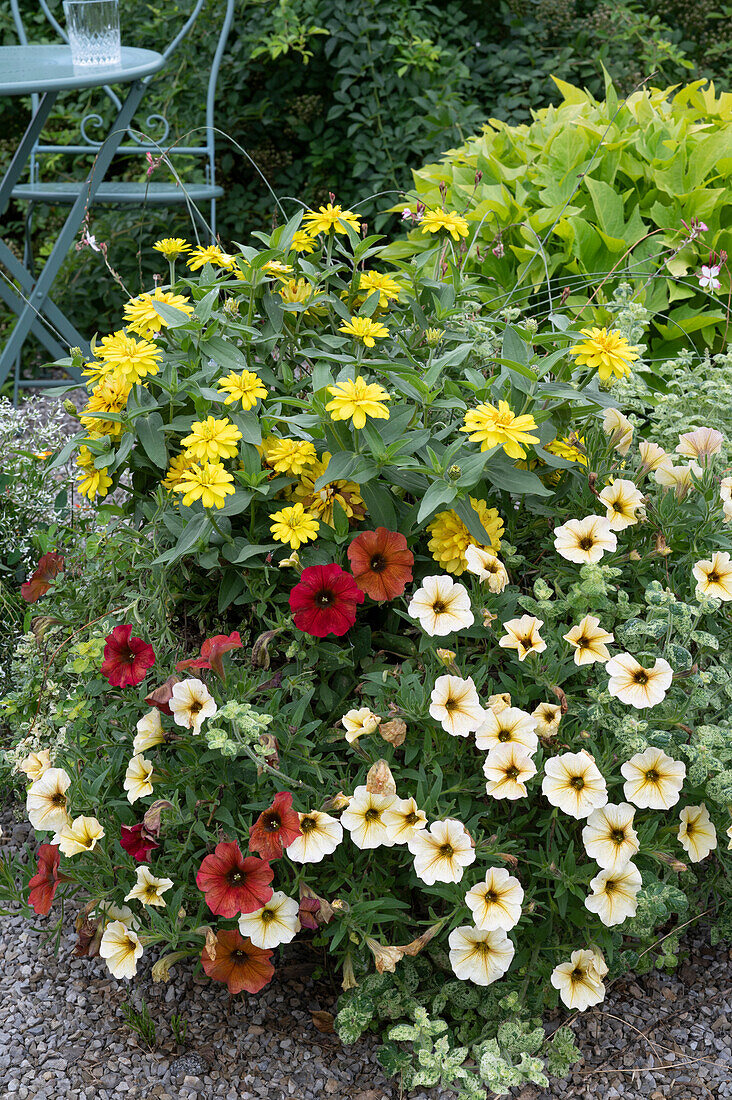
[2,212,732,1097]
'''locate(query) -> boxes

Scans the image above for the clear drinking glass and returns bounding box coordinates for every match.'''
[63,0,121,67]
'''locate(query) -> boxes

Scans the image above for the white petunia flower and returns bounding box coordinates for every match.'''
[133,709,166,754]
[52,815,105,857]
[341,786,397,850]
[465,867,524,931]
[563,614,614,666]
[123,754,154,804]
[169,677,217,734]
[598,479,644,531]
[532,701,562,738]
[582,803,639,870]
[542,750,607,819]
[238,890,301,948]
[124,864,174,908]
[448,925,515,986]
[584,862,642,927]
[693,551,732,601]
[605,654,673,708]
[341,707,381,744]
[407,575,474,636]
[99,920,143,980]
[678,803,717,863]
[553,515,617,564]
[382,796,427,845]
[285,810,343,863]
[498,615,546,661]
[602,408,633,455]
[475,706,538,755]
[429,675,484,737]
[409,818,475,884]
[483,742,537,800]
[676,426,724,461]
[26,767,71,832]
[621,746,686,810]
[551,949,606,1011]
[464,545,509,592]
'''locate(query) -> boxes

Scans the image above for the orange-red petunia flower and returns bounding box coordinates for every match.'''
[21,551,64,603]
[175,632,242,682]
[28,843,62,915]
[201,929,274,994]
[249,792,301,861]
[347,527,414,601]
[196,840,273,917]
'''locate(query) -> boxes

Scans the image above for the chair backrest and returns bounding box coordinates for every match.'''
[9,0,235,186]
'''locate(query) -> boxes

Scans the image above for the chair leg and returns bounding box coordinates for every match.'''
[23,202,36,279]
[210,197,216,242]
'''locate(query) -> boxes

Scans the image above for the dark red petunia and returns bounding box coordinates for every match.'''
[120,823,160,862]
[288,563,365,638]
[145,675,180,716]
[28,843,61,915]
[249,792,301,861]
[21,551,65,604]
[175,631,242,682]
[347,527,414,601]
[100,624,156,688]
[196,840,273,917]
[201,929,274,995]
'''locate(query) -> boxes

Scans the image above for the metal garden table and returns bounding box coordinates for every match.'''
[0,46,165,385]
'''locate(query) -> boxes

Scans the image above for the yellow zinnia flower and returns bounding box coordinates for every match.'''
[294,452,366,526]
[461,400,540,460]
[181,416,242,462]
[122,289,193,337]
[162,452,196,492]
[338,315,389,347]
[261,437,317,476]
[217,369,268,409]
[187,245,236,271]
[174,462,235,508]
[289,230,316,254]
[326,376,391,429]
[569,327,640,383]
[153,238,189,260]
[420,208,469,241]
[94,331,163,386]
[546,436,587,466]
[356,270,401,308]
[269,503,319,549]
[279,278,317,309]
[427,497,504,575]
[79,376,131,437]
[303,203,360,236]
[76,445,112,501]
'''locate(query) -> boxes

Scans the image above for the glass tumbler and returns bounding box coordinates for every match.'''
[63,0,121,67]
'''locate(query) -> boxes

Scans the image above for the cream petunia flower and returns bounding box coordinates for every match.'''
[727,822,732,849]
[133,709,166,754]
[605,654,673,708]
[720,477,732,503]
[448,926,515,986]
[342,707,381,744]
[464,545,509,592]
[52,815,105,856]
[19,750,51,783]
[621,746,686,809]
[382,796,428,845]
[602,408,633,455]
[724,498,732,524]
[429,675,485,737]
[693,551,732,601]
[407,575,474,636]
[285,810,343,863]
[169,677,217,734]
[99,920,143,980]
[409,818,475,884]
[26,767,71,832]
[238,890,300,949]
[598,479,644,531]
[553,515,617,564]
[542,751,608,819]
[498,615,546,661]
[532,702,562,738]
[341,786,397,850]
[465,867,524,931]
[677,803,717,863]
[483,742,537,800]
[637,439,669,475]
[676,426,724,461]
[124,864,174,908]
[585,862,642,926]
[654,459,700,499]
[581,803,639,870]
[474,706,538,755]
[563,614,614,666]
[551,949,606,1011]
[124,754,154,804]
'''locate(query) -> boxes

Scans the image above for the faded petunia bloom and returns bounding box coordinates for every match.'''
[475,706,538,755]
[532,702,562,738]
[638,439,669,475]
[19,750,51,783]
[448,926,515,985]
[563,614,614,666]
[429,675,485,737]
[678,803,717,863]
[407,575,474,636]
[465,867,524,931]
[676,426,724,461]
[26,768,71,832]
[585,862,642,927]
[52,815,105,857]
[169,678,217,734]
[654,459,700,500]
[621,747,686,810]
[464,545,509,591]
[693,551,732,601]
[238,890,301,949]
[598,479,644,531]
[498,615,546,662]
[99,920,143,980]
[409,818,475,884]
[124,864,174,908]
[133,709,166,754]
[342,707,381,744]
[542,750,608,819]
[382,796,427,845]
[554,515,617,564]
[605,654,673,708]
[602,408,634,455]
[286,810,343,863]
[582,803,639,870]
[124,754,154,804]
[341,786,397,850]
[551,949,606,1011]
[483,743,537,800]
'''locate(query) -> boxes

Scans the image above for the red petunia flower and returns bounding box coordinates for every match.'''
[289,563,365,638]
[28,843,61,915]
[100,624,156,688]
[120,823,160,862]
[21,551,64,604]
[175,632,242,682]
[249,792,301,861]
[201,929,274,995]
[347,527,414,601]
[196,840,273,917]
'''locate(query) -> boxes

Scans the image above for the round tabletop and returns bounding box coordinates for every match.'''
[0,46,165,96]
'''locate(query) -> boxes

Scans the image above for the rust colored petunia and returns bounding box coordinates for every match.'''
[347,527,414,601]
[100,624,156,688]
[196,840,273,917]
[249,792,301,861]
[201,929,274,994]
[28,843,62,915]
[175,631,242,682]
[21,551,65,604]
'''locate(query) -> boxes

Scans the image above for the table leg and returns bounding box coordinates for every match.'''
[0,79,148,386]
[0,239,87,357]
[0,272,68,361]
[0,92,58,220]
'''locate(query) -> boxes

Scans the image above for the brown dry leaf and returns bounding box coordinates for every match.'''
[379,718,406,747]
[550,684,569,714]
[204,927,218,962]
[311,1010,336,1034]
[366,759,396,795]
[252,628,282,669]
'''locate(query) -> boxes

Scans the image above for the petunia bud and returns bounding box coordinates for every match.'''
[321,791,350,811]
[341,953,357,990]
[152,950,188,982]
